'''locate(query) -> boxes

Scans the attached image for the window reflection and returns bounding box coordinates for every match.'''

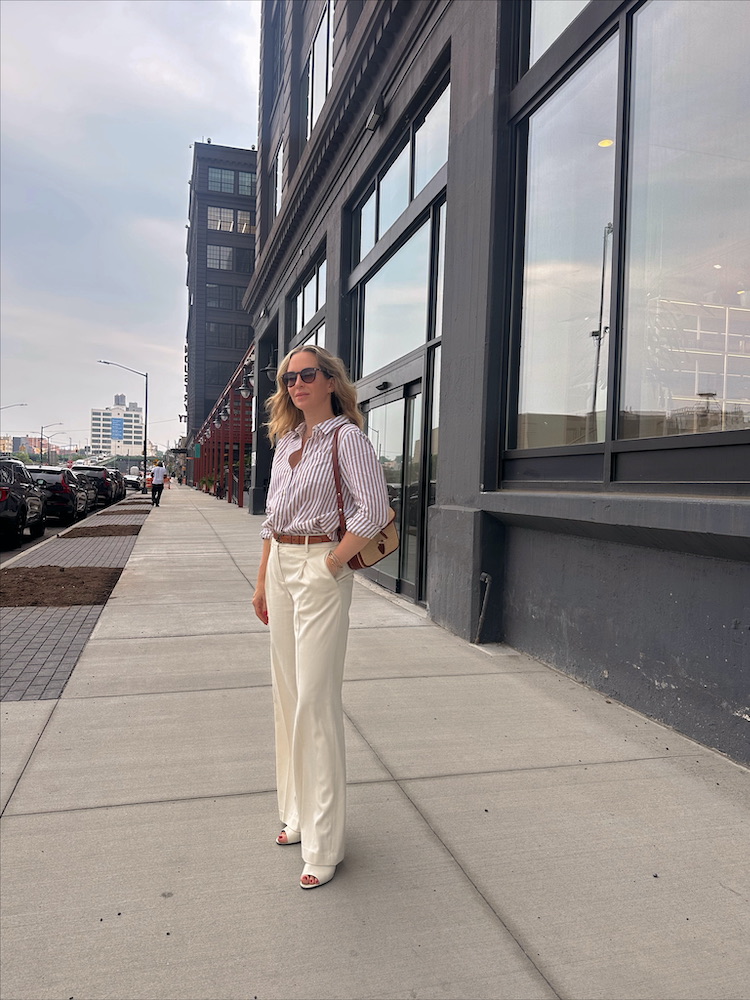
[402,394,423,588]
[516,36,618,448]
[429,346,441,508]
[311,5,329,129]
[366,399,405,579]
[293,259,327,335]
[434,202,447,340]
[530,0,590,66]
[317,259,326,309]
[361,220,431,377]
[414,85,451,196]
[358,190,376,263]
[620,0,750,439]
[378,144,410,237]
[304,275,317,324]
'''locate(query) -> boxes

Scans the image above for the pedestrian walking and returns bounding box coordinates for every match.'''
[252,346,389,890]
[150,461,166,506]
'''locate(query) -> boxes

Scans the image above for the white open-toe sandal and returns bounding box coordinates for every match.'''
[276,827,301,845]
[300,864,336,889]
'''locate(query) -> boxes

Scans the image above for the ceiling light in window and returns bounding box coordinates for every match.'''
[598,139,614,147]
[713,264,722,269]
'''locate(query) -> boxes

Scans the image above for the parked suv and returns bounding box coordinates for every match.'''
[71,465,116,506]
[71,471,97,512]
[0,459,48,547]
[109,469,126,502]
[27,466,87,524]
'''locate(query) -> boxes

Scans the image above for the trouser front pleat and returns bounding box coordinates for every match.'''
[265,539,354,866]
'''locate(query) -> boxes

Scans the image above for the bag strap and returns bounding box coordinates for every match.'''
[331,426,347,541]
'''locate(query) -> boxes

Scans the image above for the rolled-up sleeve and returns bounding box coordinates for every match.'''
[338,428,390,538]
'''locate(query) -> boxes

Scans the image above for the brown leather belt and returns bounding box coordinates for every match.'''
[273,533,330,545]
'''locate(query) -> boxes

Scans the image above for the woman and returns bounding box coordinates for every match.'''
[252,345,389,890]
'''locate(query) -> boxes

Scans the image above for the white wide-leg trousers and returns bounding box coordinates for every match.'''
[266,539,354,866]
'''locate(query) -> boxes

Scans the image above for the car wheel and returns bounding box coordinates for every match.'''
[7,512,26,548]
[29,514,46,538]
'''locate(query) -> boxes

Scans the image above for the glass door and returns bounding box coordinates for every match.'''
[365,397,405,589]
[400,388,423,599]
[365,385,424,598]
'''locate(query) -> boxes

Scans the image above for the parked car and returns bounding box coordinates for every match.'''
[0,459,48,547]
[71,465,116,506]
[124,474,142,491]
[109,469,126,501]
[71,471,97,512]
[27,466,87,524]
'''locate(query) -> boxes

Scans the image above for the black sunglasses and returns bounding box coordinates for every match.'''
[282,366,328,387]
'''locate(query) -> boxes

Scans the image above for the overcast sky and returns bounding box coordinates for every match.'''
[0,0,261,454]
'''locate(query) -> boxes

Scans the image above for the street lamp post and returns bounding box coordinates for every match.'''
[40,422,63,464]
[98,360,149,493]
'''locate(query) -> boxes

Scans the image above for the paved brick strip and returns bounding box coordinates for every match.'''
[0,502,149,701]
[0,606,103,700]
[9,537,136,568]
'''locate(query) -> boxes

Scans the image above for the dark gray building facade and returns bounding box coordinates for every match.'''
[185,142,257,452]
[245,0,750,762]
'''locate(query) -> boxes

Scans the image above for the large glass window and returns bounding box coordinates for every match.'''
[619,0,750,439]
[516,36,618,449]
[378,143,410,237]
[311,2,330,130]
[428,346,441,508]
[208,168,234,193]
[361,220,431,377]
[238,171,256,197]
[272,143,284,218]
[207,245,233,271]
[237,210,253,234]
[303,0,334,140]
[293,258,327,336]
[530,0,590,66]
[235,248,253,274]
[414,84,451,197]
[352,77,449,266]
[206,284,234,310]
[434,202,447,341]
[358,189,376,262]
[206,322,234,347]
[208,207,234,232]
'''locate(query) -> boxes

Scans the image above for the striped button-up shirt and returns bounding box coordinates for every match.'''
[261,415,390,540]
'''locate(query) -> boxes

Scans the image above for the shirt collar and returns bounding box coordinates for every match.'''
[292,415,349,439]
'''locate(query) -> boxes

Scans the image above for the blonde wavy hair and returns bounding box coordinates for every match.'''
[265,344,363,444]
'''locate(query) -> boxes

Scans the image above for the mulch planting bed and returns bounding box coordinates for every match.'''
[95,509,150,515]
[0,566,122,607]
[64,524,141,538]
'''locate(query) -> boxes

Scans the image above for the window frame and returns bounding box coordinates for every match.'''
[207,167,234,194]
[290,255,328,344]
[350,71,450,270]
[349,195,447,384]
[498,0,750,492]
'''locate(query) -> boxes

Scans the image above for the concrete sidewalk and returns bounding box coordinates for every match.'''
[1,486,748,1000]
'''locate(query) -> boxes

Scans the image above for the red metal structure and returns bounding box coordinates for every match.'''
[193,346,255,508]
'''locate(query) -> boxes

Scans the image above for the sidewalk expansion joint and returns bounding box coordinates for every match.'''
[0,698,62,819]
[342,706,565,999]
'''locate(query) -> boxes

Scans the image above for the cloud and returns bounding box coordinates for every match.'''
[0,0,261,450]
